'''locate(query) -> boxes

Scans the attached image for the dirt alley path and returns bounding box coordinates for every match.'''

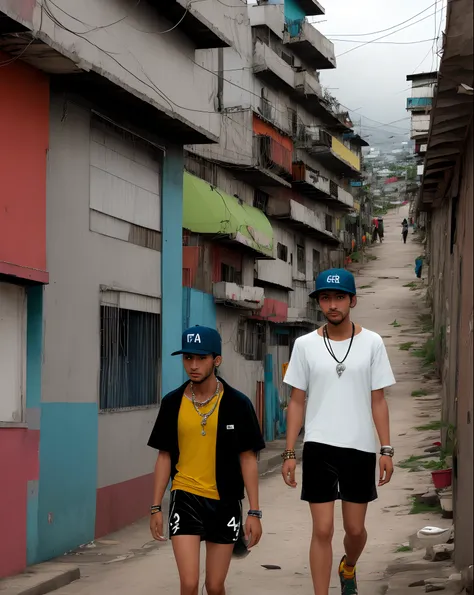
[52,205,451,594]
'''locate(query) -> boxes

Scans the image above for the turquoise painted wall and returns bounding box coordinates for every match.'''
[162,146,185,397]
[25,286,43,565]
[37,403,98,560]
[284,0,305,23]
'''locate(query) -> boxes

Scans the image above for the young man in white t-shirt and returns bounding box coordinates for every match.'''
[282,268,396,595]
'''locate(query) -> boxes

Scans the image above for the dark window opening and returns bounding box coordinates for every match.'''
[221,263,242,285]
[277,242,288,262]
[254,189,269,213]
[312,249,320,279]
[238,319,265,361]
[297,244,305,274]
[325,214,334,233]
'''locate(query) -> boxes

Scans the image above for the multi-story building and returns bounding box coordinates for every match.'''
[417,0,473,579]
[0,0,232,577]
[183,0,367,440]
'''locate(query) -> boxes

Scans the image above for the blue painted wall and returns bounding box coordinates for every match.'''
[284,0,305,23]
[162,146,184,397]
[37,403,98,561]
[25,286,43,565]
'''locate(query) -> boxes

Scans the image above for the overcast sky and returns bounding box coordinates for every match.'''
[313,0,446,147]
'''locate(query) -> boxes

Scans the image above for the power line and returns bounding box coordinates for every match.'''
[326,2,436,37]
[336,8,443,58]
[330,38,436,45]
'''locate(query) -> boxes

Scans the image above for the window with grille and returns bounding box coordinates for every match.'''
[253,189,269,213]
[238,319,265,361]
[329,180,338,198]
[296,244,305,274]
[277,242,288,262]
[100,306,160,410]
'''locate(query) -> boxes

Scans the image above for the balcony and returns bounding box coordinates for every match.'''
[268,198,340,245]
[213,282,265,310]
[292,163,354,209]
[308,135,361,177]
[153,0,232,48]
[253,40,295,90]
[297,0,325,16]
[256,259,293,290]
[252,133,293,186]
[407,97,433,110]
[248,3,285,40]
[294,70,323,99]
[283,19,336,70]
[410,114,430,139]
[294,125,331,153]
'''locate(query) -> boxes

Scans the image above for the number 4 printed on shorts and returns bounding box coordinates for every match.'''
[227,516,240,542]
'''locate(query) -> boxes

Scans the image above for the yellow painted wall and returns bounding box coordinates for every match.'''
[331,137,361,171]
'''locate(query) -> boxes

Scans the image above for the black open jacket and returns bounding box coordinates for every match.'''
[147,377,265,502]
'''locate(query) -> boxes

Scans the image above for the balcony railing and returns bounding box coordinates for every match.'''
[254,134,293,177]
[407,97,433,110]
[295,125,331,151]
[253,40,295,90]
[283,18,336,70]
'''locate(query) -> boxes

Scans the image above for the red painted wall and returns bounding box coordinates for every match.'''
[95,473,154,538]
[0,53,49,283]
[0,429,40,578]
[253,115,293,174]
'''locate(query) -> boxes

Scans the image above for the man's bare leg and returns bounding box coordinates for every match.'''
[203,542,234,595]
[309,502,335,595]
[172,535,201,595]
[341,501,368,567]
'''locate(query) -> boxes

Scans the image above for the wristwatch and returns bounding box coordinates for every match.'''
[248,509,262,519]
[380,445,395,457]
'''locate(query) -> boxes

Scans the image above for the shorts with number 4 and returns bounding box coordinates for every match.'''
[168,489,242,544]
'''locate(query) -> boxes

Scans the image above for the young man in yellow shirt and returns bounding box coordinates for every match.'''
[148,326,265,595]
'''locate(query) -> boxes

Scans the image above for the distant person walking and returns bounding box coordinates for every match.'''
[377,217,384,243]
[402,220,409,244]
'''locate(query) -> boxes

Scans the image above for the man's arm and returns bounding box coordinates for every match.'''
[286,388,306,451]
[240,450,259,510]
[152,451,171,506]
[240,450,262,548]
[149,451,171,541]
[371,388,393,486]
[371,388,390,446]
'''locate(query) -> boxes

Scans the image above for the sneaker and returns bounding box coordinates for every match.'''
[338,556,358,595]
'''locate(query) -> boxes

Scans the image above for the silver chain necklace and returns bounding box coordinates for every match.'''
[323,323,355,378]
[190,381,221,436]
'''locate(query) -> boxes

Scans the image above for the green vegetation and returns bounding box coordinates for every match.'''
[417,313,433,333]
[390,320,402,328]
[410,499,442,515]
[360,284,373,289]
[395,545,413,553]
[411,389,428,397]
[415,420,442,432]
[350,251,361,263]
[399,452,447,473]
[403,282,417,288]
[366,253,377,261]
[399,342,414,351]
[412,337,436,366]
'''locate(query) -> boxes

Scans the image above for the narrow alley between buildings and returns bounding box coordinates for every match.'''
[13,206,451,595]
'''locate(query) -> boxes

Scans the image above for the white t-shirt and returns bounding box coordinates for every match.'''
[284,328,396,453]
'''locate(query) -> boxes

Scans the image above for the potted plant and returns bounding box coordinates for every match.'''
[431,424,455,489]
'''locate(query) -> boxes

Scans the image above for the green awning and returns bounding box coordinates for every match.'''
[183,172,274,258]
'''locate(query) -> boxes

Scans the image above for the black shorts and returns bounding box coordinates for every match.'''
[169,489,242,544]
[302,442,377,504]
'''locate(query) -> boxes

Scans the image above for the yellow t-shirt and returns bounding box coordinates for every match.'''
[171,391,223,500]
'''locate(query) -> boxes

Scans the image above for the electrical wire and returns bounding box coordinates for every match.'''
[325,2,437,37]
[336,8,444,58]
[329,38,436,45]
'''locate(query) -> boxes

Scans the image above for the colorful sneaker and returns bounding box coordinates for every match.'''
[338,556,358,595]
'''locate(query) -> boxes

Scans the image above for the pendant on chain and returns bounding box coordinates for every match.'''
[336,363,346,378]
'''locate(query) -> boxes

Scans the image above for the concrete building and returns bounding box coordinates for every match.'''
[417,0,473,577]
[0,0,231,577]
[183,0,367,440]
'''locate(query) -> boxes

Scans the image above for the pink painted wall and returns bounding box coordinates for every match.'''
[95,473,154,539]
[0,429,39,578]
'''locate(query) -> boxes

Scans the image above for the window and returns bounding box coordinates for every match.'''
[221,263,242,285]
[312,249,321,279]
[296,243,306,274]
[238,319,265,361]
[287,107,298,137]
[277,242,288,262]
[253,189,269,213]
[325,214,334,233]
[0,282,26,423]
[100,303,160,410]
